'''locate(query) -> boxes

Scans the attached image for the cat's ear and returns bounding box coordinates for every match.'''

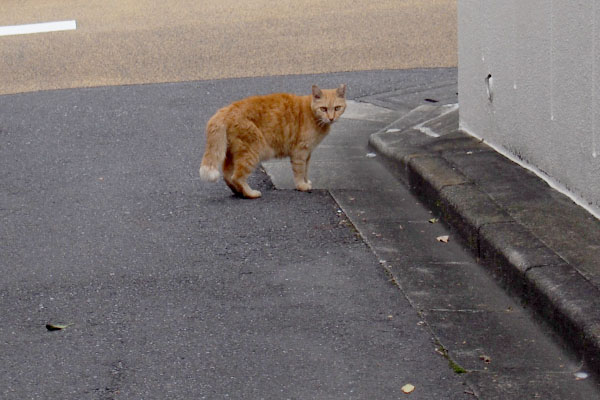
[312,85,323,99]
[336,84,347,98]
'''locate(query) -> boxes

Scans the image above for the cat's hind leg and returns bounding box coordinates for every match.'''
[225,121,264,199]
[230,150,262,199]
[222,150,241,195]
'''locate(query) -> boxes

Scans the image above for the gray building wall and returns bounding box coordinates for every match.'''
[458,0,600,217]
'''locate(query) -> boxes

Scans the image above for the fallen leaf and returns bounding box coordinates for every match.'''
[428,218,439,224]
[436,235,450,243]
[479,355,491,364]
[401,384,415,394]
[46,323,72,331]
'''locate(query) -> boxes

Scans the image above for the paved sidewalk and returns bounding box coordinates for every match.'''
[369,102,600,378]
[263,82,600,397]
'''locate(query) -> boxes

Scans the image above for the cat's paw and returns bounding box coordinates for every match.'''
[244,189,262,199]
[296,182,312,192]
[305,179,312,186]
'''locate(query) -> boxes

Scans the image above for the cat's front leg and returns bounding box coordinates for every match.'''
[290,154,311,192]
[304,153,312,187]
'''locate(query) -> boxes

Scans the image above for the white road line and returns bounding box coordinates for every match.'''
[0,20,76,37]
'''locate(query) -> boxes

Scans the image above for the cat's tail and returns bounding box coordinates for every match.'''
[199,110,228,182]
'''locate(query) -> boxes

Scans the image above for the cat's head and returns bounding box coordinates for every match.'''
[311,84,346,125]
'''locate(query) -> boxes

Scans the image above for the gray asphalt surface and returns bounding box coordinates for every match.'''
[1,71,472,399]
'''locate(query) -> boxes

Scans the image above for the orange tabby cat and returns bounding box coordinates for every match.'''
[199,84,347,198]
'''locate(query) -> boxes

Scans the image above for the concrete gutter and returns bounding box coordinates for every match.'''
[369,104,600,376]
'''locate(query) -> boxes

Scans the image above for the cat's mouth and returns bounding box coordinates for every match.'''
[319,117,336,125]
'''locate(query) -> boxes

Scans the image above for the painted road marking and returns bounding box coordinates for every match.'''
[0,20,76,37]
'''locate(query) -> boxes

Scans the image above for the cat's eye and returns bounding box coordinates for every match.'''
[334,106,342,111]
[320,107,328,112]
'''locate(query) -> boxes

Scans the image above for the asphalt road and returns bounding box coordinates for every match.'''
[0,0,456,94]
[0,1,473,398]
[0,73,475,399]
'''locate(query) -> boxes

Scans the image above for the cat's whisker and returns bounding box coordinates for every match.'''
[317,118,330,127]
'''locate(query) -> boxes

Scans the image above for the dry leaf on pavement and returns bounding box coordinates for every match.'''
[401,384,415,394]
[436,235,450,243]
[46,323,72,331]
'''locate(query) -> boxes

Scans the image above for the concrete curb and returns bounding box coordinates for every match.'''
[369,105,600,375]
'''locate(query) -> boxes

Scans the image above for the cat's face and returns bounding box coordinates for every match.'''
[311,84,346,125]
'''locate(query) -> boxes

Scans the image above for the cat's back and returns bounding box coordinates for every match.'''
[225,92,308,124]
